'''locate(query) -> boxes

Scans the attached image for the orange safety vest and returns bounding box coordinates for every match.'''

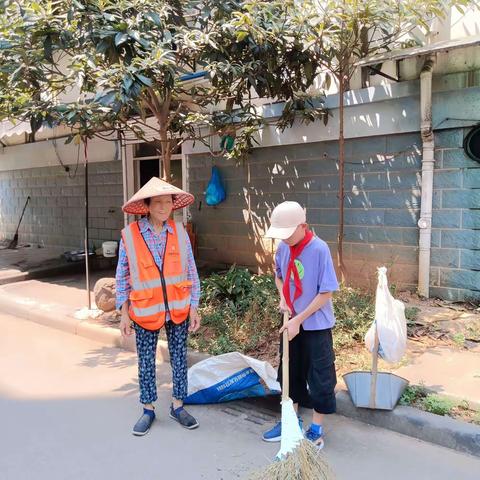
[121,219,192,330]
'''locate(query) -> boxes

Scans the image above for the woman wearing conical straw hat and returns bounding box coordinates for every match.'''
[115,177,201,436]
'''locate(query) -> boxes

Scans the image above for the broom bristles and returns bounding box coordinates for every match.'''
[248,439,335,480]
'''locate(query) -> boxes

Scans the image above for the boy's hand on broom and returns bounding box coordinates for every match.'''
[279,316,301,341]
[279,297,292,316]
[278,297,300,340]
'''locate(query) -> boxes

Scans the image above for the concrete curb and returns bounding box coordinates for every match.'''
[0,289,209,368]
[0,262,85,286]
[0,255,119,286]
[2,288,479,457]
[335,389,480,458]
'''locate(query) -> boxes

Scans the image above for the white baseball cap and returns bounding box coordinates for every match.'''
[265,201,306,239]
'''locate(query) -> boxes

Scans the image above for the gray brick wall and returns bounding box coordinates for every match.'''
[430,127,480,301]
[0,160,124,250]
[189,131,422,292]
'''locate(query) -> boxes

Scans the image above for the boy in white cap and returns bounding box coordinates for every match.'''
[263,201,339,449]
[116,177,201,436]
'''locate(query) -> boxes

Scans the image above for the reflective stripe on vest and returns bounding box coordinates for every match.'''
[121,219,191,329]
[122,221,188,290]
[131,297,191,318]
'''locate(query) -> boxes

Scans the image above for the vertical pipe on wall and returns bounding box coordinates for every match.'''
[418,55,436,298]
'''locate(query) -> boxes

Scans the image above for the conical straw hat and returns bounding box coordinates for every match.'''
[122,177,194,215]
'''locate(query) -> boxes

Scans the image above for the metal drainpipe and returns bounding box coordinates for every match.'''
[418,55,436,298]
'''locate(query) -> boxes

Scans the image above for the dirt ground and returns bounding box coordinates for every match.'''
[101,290,480,373]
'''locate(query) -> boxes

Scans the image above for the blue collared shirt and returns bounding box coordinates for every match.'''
[115,217,201,315]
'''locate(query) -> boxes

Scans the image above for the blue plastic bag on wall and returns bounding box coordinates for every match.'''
[205,166,226,206]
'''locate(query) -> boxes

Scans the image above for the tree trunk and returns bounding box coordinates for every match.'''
[158,96,171,180]
[159,126,171,180]
[337,72,347,284]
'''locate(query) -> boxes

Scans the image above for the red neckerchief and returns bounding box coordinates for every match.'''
[283,230,314,314]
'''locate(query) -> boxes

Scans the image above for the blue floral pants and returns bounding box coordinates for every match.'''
[134,320,189,405]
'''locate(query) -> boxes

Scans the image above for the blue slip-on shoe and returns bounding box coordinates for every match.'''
[132,408,155,436]
[169,404,199,430]
[304,425,325,450]
[262,417,304,443]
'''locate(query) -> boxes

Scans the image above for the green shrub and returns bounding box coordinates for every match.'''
[202,266,255,305]
[332,287,374,349]
[452,332,466,347]
[193,267,399,357]
[399,384,429,406]
[405,306,420,322]
[474,411,480,425]
[190,266,280,356]
[466,320,480,342]
[422,394,455,416]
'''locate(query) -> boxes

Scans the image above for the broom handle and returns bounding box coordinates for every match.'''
[369,323,380,409]
[282,311,290,401]
[15,196,30,233]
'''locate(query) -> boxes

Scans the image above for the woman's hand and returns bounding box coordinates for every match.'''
[120,304,133,337]
[189,307,201,333]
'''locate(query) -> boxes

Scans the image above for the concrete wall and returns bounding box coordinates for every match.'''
[185,64,480,299]
[430,128,480,301]
[0,55,478,299]
[189,131,423,291]
[184,75,480,157]
[189,125,480,300]
[0,160,124,250]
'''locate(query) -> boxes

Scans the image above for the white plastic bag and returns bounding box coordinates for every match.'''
[184,352,281,404]
[365,267,407,363]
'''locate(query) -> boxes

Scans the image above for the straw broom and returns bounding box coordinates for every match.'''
[248,312,335,480]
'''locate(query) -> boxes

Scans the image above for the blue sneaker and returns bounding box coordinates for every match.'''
[132,408,155,436]
[305,425,325,450]
[262,417,303,443]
